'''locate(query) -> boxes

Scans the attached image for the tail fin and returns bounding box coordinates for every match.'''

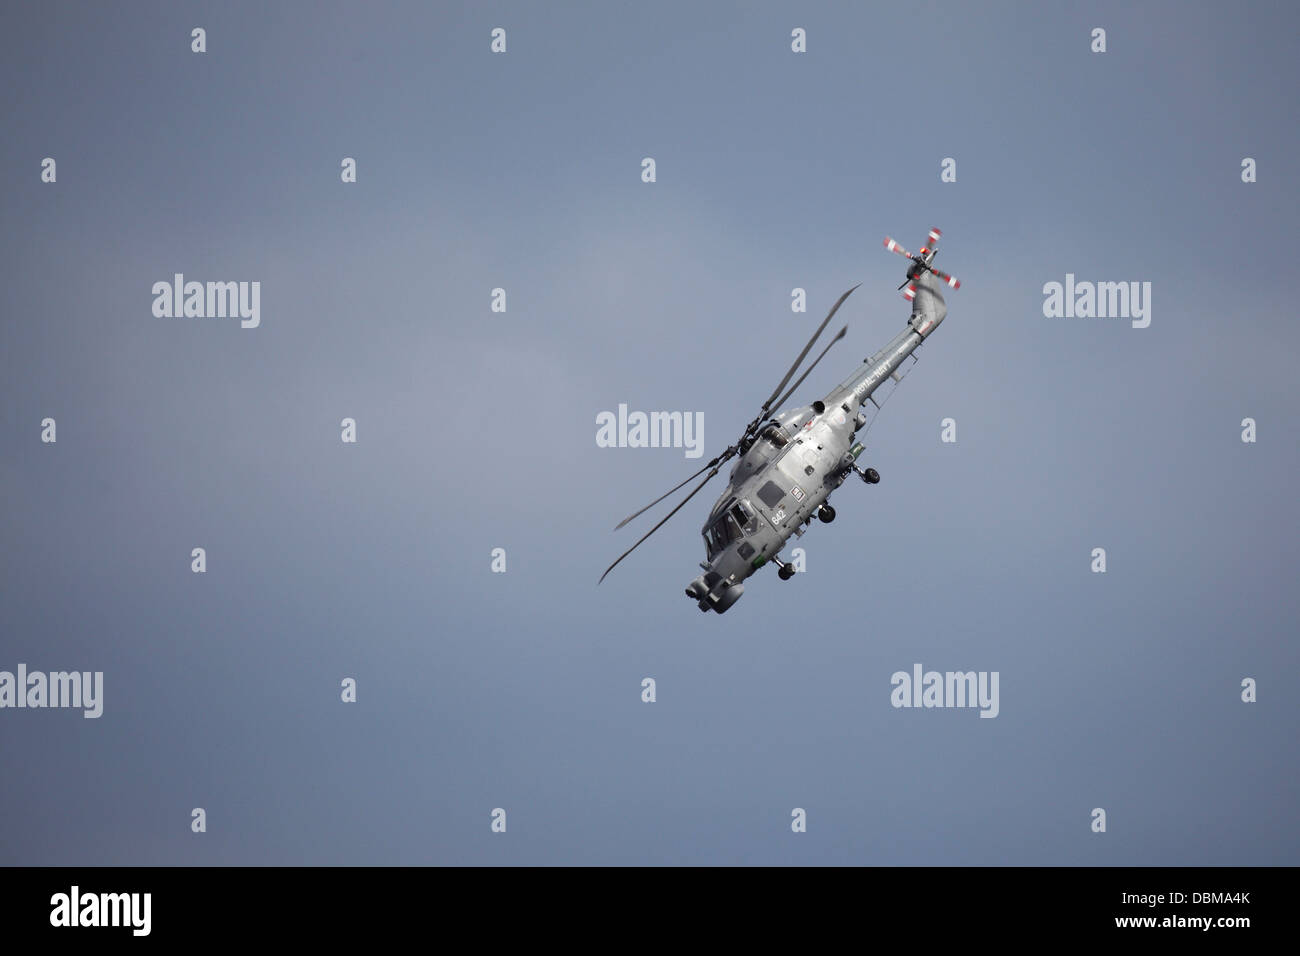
[907,269,948,338]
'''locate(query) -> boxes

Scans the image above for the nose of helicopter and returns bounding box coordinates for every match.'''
[685,549,750,613]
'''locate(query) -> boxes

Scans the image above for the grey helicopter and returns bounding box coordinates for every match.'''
[600,228,961,613]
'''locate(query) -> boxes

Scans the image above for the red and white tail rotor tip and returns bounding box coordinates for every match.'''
[883,237,912,259]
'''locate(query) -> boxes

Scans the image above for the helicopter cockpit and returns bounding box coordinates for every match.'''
[704,500,759,559]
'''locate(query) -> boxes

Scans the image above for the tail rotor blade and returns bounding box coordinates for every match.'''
[932,268,961,289]
[883,237,913,259]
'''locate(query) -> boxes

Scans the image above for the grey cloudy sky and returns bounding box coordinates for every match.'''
[1,0,1296,865]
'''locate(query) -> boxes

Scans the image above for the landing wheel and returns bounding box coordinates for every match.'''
[862,467,880,484]
[818,505,836,523]
[777,564,796,581]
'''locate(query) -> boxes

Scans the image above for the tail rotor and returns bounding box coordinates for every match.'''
[883,227,962,300]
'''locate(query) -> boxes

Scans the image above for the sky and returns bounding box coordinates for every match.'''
[1,0,1297,865]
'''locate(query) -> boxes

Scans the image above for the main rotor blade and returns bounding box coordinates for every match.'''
[599,452,734,584]
[770,324,847,415]
[755,284,860,425]
[613,447,735,530]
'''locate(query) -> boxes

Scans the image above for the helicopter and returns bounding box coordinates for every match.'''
[600,228,961,613]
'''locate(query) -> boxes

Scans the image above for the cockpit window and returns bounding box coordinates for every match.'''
[704,519,735,558]
[730,502,758,534]
[722,514,743,543]
[705,504,756,558]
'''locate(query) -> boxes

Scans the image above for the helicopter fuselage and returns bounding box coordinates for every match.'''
[685,268,949,613]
